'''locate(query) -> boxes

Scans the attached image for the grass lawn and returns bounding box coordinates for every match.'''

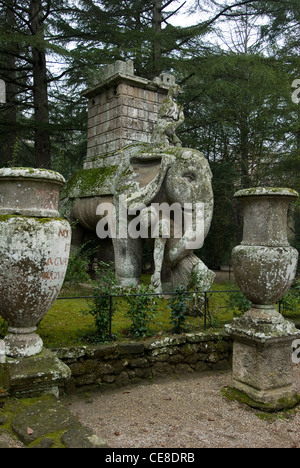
[0,277,298,349]
[36,280,240,348]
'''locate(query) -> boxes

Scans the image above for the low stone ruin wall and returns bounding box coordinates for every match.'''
[52,331,233,392]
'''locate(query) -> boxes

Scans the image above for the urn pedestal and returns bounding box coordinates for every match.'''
[226,188,300,411]
[0,168,72,397]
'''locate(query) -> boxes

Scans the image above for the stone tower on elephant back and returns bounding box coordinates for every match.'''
[60,60,179,259]
[61,60,215,294]
[82,60,176,169]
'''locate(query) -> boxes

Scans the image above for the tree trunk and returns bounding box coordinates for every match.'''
[152,0,163,76]
[1,0,18,164]
[240,113,251,188]
[30,0,51,169]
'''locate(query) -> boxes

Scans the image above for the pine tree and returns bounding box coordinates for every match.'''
[0,0,77,169]
[66,0,204,80]
[0,0,25,166]
[29,0,51,168]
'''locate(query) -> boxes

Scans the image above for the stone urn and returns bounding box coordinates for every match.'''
[227,187,300,410]
[232,187,299,324]
[0,168,71,358]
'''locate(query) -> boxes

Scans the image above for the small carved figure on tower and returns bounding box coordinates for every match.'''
[151,84,184,147]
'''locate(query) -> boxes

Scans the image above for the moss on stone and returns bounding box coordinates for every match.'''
[256,406,300,422]
[27,429,67,449]
[62,166,118,199]
[0,216,68,237]
[235,187,299,198]
[9,167,59,175]
[0,394,107,448]
[0,167,65,184]
[0,395,53,441]
[0,215,65,223]
[221,386,300,413]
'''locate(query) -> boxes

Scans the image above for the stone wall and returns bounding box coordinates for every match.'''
[53,332,232,392]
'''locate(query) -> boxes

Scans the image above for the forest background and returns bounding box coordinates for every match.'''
[0,0,299,270]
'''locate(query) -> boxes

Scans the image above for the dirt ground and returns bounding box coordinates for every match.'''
[64,365,300,449]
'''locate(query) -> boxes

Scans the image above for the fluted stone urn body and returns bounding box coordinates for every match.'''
[232,187,299,324]
[0,168,71,358]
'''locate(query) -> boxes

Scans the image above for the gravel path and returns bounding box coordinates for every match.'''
[64,366,300,449]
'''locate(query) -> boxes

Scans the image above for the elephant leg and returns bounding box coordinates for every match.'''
[151,237,167,294]
[193,257,216,291]
[151,218,171,293]
[112,237,143,287]
[167,253,215,291]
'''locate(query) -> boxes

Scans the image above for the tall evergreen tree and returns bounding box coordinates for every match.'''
[30,0,51,168]
[0,0,26,166]
[0,0,77,169]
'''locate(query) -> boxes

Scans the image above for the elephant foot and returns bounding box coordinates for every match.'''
[117,275,139,288]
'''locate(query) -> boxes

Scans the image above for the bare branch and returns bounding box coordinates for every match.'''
[163,1,187,23]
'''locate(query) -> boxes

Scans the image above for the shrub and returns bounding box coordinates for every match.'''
[0,319,8,339]
[225,289,251,317]
[186,271,206,317]
[124,284,158,338]
[83,261,119,342]
[280,280,300,315]
[64,242,96,285]
[168,286,189,334]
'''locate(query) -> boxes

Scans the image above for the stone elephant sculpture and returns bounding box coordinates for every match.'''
[61,143,215,293]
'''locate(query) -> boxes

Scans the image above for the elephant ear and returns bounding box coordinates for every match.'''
[125,150,175,210]
[130,155,162,188]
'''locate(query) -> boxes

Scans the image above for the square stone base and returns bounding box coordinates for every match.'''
[0,349,71,398]
[227,317,300,411]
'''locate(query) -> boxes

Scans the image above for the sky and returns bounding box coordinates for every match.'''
[168,0,203,27]
[169,0,268,53]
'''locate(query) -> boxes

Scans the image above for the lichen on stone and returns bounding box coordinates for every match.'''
[0,167,65,185]
[235,187,299,199]
[61,166,118,200]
